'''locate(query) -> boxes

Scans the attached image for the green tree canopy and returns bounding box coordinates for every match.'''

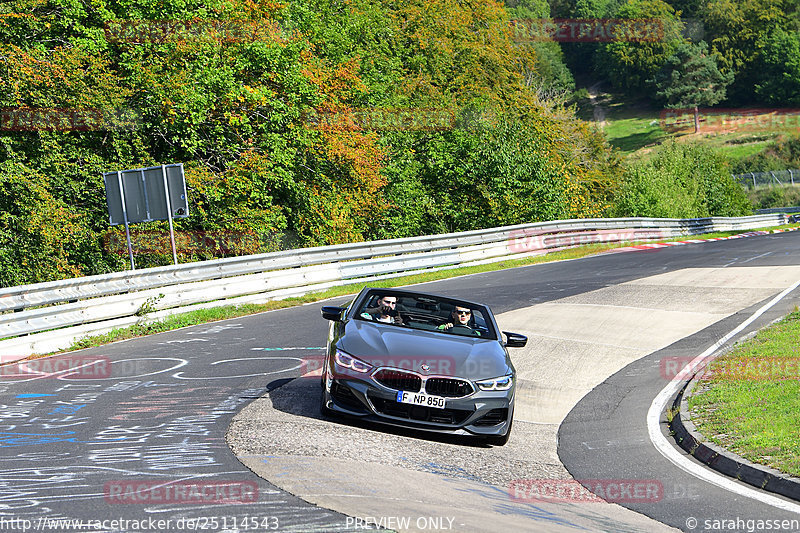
[700,0,790,104]
[0,0,621,285]
[594,0,684,94]
[754,28,800,106]
[614,142,751,218]
[652,40,733,132]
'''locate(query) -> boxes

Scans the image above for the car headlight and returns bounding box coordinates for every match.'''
[476,374,514,391]
[334,350,373,373]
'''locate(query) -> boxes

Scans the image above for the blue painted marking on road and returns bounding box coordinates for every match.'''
[48,404,85,416]
[0,431,77,447]
[420,461,482,482]
[15,394,56,398]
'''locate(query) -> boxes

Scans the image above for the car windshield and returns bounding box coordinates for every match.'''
[354,290,497,340]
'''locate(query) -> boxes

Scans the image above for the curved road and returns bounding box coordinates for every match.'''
[0,231,797,532]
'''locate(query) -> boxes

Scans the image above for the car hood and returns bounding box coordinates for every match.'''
[340,320,511,380]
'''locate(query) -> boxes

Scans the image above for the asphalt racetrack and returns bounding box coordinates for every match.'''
[1,230,799,532]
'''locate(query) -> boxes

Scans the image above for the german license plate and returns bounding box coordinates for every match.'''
[396,390,446,409]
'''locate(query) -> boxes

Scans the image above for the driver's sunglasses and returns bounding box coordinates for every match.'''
[455,310,471,315]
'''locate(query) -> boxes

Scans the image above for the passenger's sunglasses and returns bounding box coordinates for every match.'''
[455,310,471,315]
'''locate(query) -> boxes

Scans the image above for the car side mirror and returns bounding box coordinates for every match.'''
[503,331,527,348]
[321,306,346,321]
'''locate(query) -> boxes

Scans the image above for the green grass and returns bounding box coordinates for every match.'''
[716,140,774,160]
[602,108,670,153]
[22,223,797,362]
[687,309,800,477]
[575,91,676,154]
[581,87,793,164]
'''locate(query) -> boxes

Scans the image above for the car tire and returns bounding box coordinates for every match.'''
[484,417,512,446]
[320,388,335,418]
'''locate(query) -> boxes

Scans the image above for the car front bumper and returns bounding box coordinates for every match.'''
[323,370,514,437]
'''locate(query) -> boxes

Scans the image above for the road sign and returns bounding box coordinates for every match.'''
[103,164,188,225]
[103,163,189,269]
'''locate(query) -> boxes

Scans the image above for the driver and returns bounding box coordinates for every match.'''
[361,295,403,325]
[438,306,480,336]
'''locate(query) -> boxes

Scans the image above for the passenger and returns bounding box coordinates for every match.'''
[438,306,480,336]
[361,295,403,325]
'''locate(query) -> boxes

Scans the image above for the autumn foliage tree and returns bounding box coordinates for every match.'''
[0,0,620,285]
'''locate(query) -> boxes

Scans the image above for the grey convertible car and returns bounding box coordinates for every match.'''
[320,287,527,445]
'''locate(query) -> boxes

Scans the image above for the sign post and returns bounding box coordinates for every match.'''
[161,164,178,264]
[116,170,136,270]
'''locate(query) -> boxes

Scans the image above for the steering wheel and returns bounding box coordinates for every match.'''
[449,325,477,336]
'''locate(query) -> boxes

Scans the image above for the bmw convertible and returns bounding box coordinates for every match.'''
[319,287,527,445]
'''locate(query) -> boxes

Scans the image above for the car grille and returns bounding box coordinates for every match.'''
[373,369,422,392]
[368,395,472,425]
[473,408,508,426]
[330,381,367,411]
[425,377,473,398]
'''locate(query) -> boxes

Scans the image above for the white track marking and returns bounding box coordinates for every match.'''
[647,277,800,513]
[55,358,188,381]
[173,357,303,380]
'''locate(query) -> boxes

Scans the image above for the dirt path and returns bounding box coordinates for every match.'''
[588,81,608,128]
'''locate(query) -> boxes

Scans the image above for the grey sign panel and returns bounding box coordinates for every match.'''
[103,173,124,226]
[103,164,189,226]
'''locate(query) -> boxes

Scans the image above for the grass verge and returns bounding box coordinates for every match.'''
[585,87,793,162]
[687,309,800,477]
[30,223,799,360]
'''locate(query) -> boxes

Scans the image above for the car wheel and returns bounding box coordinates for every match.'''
[320,388,335,418]
[484,417,512,446]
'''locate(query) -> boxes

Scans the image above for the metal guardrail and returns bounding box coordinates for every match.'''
[756,206,800,215]
[0,214,785,357]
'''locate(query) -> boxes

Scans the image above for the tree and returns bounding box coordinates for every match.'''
[594,0,684,95]
[754,28,800,106]
[0,0,622,284]
[699,0,789,104]
[613,142,751,218]
[652,41,733,133]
